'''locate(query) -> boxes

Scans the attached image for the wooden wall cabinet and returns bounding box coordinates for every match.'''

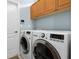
[31,0,56,19]
[31,0,71,19]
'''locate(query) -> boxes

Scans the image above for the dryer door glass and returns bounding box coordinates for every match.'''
[20,37,29,54]
[33,39,61,59]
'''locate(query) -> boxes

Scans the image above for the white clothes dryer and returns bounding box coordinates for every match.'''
[32,30,71,59]
[18,30,33,59]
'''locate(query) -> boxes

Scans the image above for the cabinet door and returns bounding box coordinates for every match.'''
[31,0,45,17]
[45,0,56,14]
[31,0,56,19]
[58,0,70,9]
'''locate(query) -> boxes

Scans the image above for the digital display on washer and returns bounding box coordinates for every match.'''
[50,34,64,40]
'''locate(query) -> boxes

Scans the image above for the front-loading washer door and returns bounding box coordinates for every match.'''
[20,37,30,54]
[33,39,61,59]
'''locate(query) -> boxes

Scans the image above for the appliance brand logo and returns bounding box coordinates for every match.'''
[33,34,38,37]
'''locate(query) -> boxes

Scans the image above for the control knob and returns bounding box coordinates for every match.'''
[40,33,45,38]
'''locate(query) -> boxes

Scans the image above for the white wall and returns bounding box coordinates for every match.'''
[20,5,34,30]
[33,11,71,31]
[20,0,37,30]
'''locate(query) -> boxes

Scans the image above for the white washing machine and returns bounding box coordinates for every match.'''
[18,30,33,59]
[32,30,71,59]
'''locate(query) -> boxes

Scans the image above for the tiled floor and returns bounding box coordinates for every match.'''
[9,56,19,59]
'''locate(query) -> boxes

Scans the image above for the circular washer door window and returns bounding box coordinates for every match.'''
[20,37,30,54]
[33,39,61,59]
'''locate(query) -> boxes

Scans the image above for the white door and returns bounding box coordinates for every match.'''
[7,2,20,58]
